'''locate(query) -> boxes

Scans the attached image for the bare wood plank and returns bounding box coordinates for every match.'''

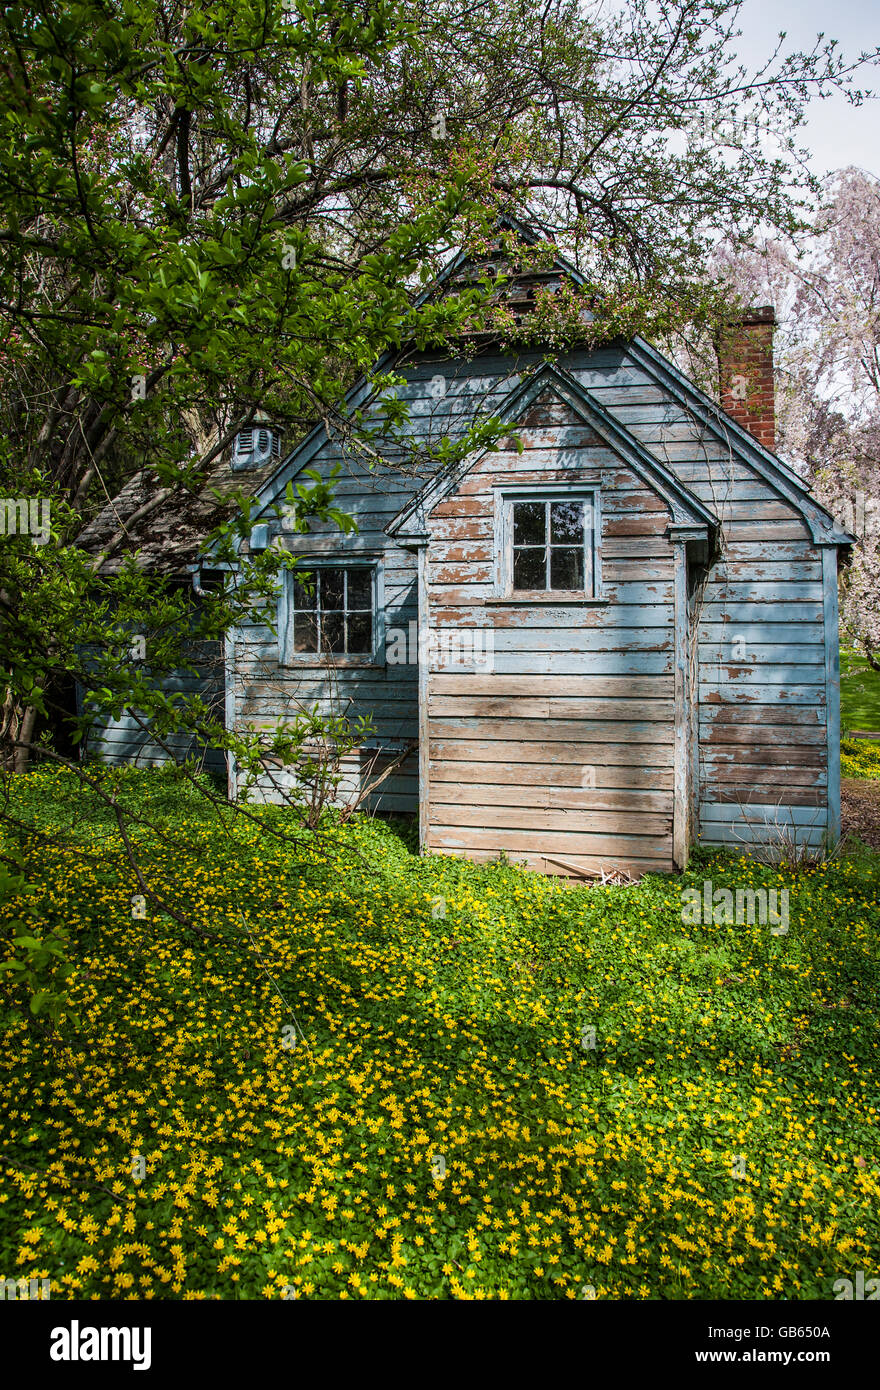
[430,781,672,812]
[429,497,493,520]
[428,825,673,856]
[427,604,673,628]
[714,561,823,581]
[486,629,674,654]
[430,563,494,585]
[429,760,675,790]
[429,673,674,697]
[494,652,673,675]
[700,691,826,710]
[720,521,812,541]
[603,515,672,537]
[701,746,825,767]
[430,518,493,541]
[430,803,672,834]
[700,724,827,746]
[700,789,823,811]
[700,602,824,622]
[700,802,828,827]
[702,580,825,602]
[602,537,673,558]
[701,766,826,787]
[430,541,494,564]
[429,738,676,766]
[699,703,826,725]
[428,695,675,721]
[722,540,820,562]
[428,717,675,743]
[429,559,676,586]
[697,623,824,644]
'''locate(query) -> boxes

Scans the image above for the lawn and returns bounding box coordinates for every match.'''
[841,648,880,734]
[1,766,879,1300]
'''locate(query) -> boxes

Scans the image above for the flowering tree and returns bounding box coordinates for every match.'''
[709,168,880,667]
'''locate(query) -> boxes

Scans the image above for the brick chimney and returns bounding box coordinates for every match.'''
[716,306,776,452]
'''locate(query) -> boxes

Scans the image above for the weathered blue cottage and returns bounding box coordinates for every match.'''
[80,228,854,878]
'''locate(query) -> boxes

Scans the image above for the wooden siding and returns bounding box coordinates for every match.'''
[229,343,836,867]
[422,396,678,877]
[84,649,226,776]
[237,453,422,805]
[689,534,829,847]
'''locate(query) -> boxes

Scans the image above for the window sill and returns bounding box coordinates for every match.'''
[486,594,608,606]
[281,656,386,669]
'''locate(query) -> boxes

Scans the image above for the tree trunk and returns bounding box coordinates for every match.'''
[14,704,37,773]
[1,691,36,773]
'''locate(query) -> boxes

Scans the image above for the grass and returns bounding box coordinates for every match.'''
[841,648,880,734]
[1,765,879,1300]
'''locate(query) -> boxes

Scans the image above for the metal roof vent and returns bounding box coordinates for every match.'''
[232,414,282,471]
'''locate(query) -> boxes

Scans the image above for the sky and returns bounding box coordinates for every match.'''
[735,0,879,177]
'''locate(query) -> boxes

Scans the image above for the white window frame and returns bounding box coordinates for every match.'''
[278,557,385,667]
[493,485,602,601]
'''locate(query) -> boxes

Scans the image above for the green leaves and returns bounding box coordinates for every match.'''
[0,860,77,1027]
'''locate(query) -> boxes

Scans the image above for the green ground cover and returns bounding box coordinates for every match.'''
[1,766,878,1300]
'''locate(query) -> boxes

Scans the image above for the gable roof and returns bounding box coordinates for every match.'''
[386,360,719,544]
[626,337,855,547]
[78,216,854,571]
[247,216,588,525]
[75,447,282,576]
[254,227,853,550]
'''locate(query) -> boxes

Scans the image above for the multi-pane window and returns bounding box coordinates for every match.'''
[292,566,373,655]
[511,499,592,592]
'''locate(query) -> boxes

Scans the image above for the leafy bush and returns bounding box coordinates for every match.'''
[0,858,77,1027]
